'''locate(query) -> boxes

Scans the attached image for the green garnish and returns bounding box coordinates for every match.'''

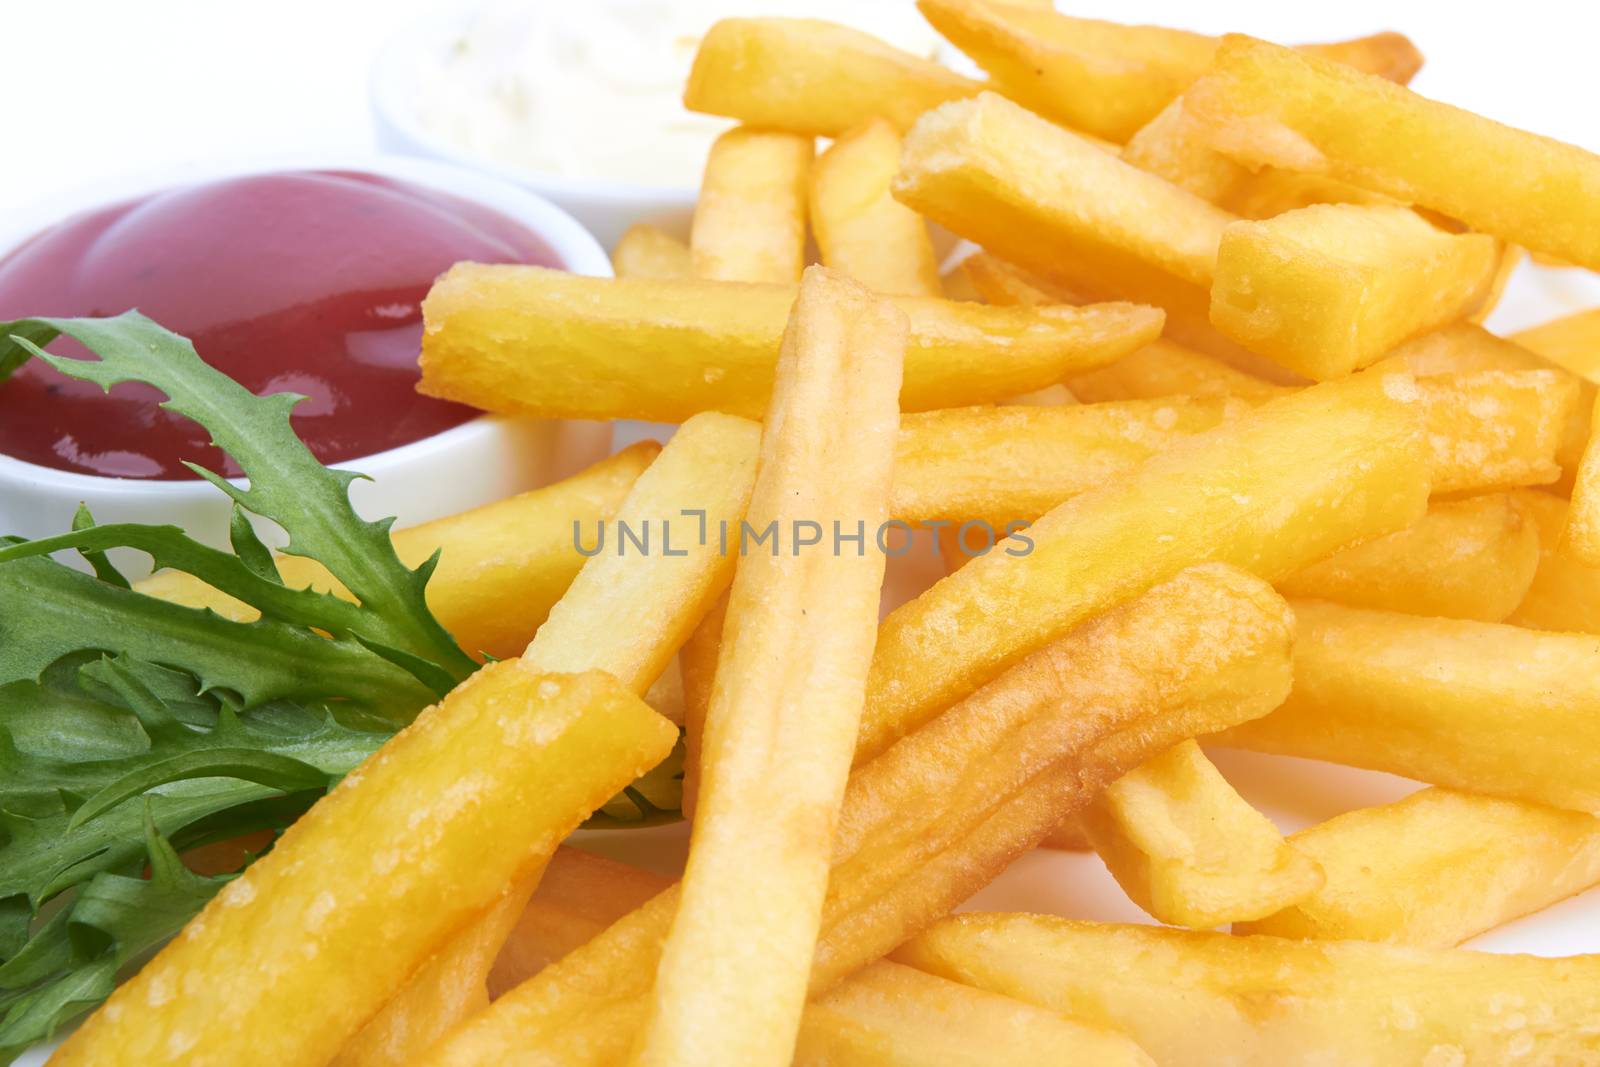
[0,312,480,1061]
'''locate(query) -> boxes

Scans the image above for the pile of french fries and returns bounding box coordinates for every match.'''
[49,4,1600,1065]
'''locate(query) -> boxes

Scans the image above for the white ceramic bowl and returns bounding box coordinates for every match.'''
[368,8,698,251]
[0,153,615,577]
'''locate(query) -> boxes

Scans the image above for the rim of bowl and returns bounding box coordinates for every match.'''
[0,151,612,496]
[368,6,701,206]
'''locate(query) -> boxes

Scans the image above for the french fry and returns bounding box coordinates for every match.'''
[1120,98,1252,205]
[1468,243,1524,324]
[49,666,676,1067]
[795,961,1156,1067]
[857,369,1428,761]
[632,270,906,1067]
[490,848,674,993]
[939,258,983,302]
[915,0,1218,142]
[1041,818,1093,851]
[1414,369,1577,494]
[1565,398,1600,565]
[523,412,760,691]
[1066,339,1282,403]
[413,564,1295,1066]
[893,91,1296,383]
[1511,307,1600,383]
[1395,323,1593,479]
[1237,787,1600,946]
[691,127,812,284]
[613,224,692,280]
[136,444,658,660]
[336,419,762,1066]
[1079,739,1324,928]
[419,265,1162,422]
[890,397,1247,527]
[1304,32,1425,84]
[490,850,1155,1067]
[677,590,726,819]
[684,18,981,137]
[331,885,537,1067]
[958,251,1082,307]
[1217,600,1600,812]
[811,120,942,297]
[895,92,1231,324]
[897,913,1600,1065]
[1209,204,1500,381]
[1277,493,1540,621]
[1508,490,1600,635]
[1183,35,1600,270]
[894,372,1557,525]
[1119,33,1421,210]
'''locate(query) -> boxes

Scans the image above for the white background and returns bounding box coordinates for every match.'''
[6,2,1600,1063]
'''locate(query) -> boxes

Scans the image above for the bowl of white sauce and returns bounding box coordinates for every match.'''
[369,0,942,250]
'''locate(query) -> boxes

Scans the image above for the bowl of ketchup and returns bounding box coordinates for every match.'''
[0,155,613,573]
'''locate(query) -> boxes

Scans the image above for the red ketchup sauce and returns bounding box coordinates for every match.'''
[0,170,557,479]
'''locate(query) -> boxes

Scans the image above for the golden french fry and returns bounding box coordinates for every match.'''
[1223,168,1398,219]
[1508,490,1600,635]
[1468,244,1524,324]
[1119,33,1420,210]
[1278,493,1540,621]
[137,444,658,660]
[692,127,813,284]
[419,265,1162,422]
[1120,98,1251,204]
[1394,323,1593,480]
[1183,35,1600,270]
[1067,339,1281,403]
[685,18,981,137]
[1041,818,1092,851]
[613,224,692,280]
[891,397,1246,527]
[1565,398,1600,565]
[1511,307,1600,383]
[1079,740,1323,928]
[491,848,675,994]
[939,259,983,302]
[959,251,1082,307]
[677,590,726,820]
[1414,369,1577,494]
[524,411,760,691]
[892,91,1296,383]
[1209,205,1500,381]
[1218,600,1600,812]
[50,666,675,1067]
[634,270,907,1067]
[795,961,1155,1067]
[897,913,1600,1066]
[1237,787,1600,946]
[896,92,1230,324]
[492,850,1155,1067]
[811,119,942,297]
[332,882,538,1067]
[858,369,1428,761]
[915,0,1217,142]
[414,564,1294,1067]
[1302,31,1425,84]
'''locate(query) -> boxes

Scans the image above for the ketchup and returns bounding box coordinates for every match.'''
[0,171,558,479]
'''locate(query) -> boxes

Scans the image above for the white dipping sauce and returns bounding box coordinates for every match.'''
[409,1,941,188]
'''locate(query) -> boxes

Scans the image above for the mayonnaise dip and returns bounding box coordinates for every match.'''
[409,0,942,188]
